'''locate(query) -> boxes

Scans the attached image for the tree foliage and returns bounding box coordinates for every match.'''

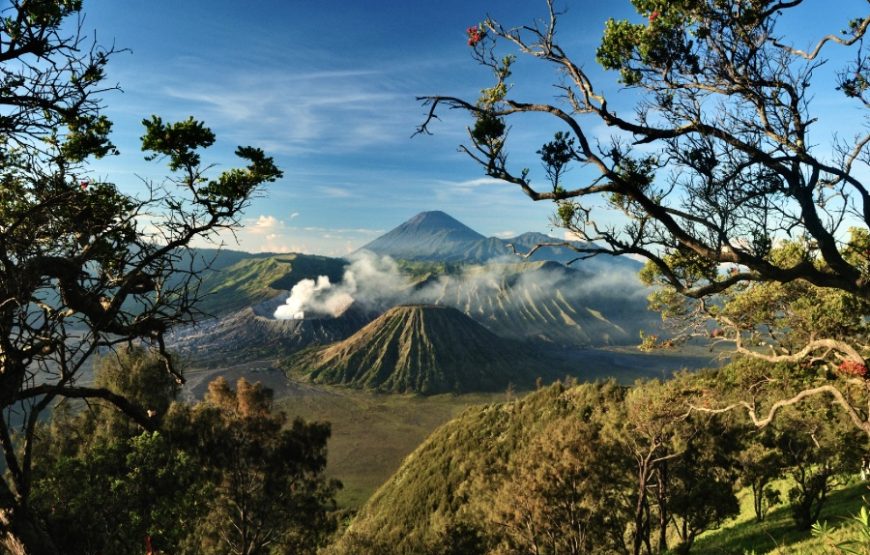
[0,1,283,551]
[419,0,870,433]
[31,430,201,555]
[332,370,868,554]
[490,416,632,554]
[29,348,206,554]
[332,378,759,555]
[772,405,865,530]
[168,377,340,555]
[610,377,741,555]
[29,349,338,555]
[735,430,784,522]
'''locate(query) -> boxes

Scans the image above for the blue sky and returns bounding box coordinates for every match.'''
[79,0,865,255]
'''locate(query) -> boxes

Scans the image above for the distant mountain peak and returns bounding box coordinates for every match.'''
[396,211,484,238]
[360,210,641,270]
[359,211,498,262]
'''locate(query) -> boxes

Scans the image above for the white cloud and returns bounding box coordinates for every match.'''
[190,216,385,256]
[435,176,510,189]
[159,66,413,155]
[295,226,384,235]
[249,214,282,234]
[289,212,300,219]
[317,186,355,198]
[493,230,517,239]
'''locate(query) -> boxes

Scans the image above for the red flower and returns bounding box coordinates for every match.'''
[838,359,867,377]
[79,179,89,190]
[649,10,660,22]
[467,25,484,47]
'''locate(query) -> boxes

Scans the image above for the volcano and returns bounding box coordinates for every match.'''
[359,210,643,273]
[167,297,373,365]
[286,304,553,394]
[359,211,509,262]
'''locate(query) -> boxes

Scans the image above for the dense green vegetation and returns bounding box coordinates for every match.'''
[21,350,870,555]
[30,348,338,554]
[21,352,870,553]
[327,362,869,554]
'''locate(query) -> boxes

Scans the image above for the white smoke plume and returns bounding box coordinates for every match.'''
[273,250,649,320]
[273,252,409,319]
[273,275,354,319]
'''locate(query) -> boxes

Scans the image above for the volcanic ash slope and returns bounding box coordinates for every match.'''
[286,304,553,395]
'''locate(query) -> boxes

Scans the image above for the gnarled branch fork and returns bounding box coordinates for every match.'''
[687,383,870,435]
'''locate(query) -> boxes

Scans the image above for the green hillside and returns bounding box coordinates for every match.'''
[325,378,870,555]
[195,253,347,316]
[286,304,557,394]
[327,381,619,553]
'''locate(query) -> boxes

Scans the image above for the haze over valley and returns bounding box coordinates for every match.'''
[167,210,719,506]
[170,211,664,366]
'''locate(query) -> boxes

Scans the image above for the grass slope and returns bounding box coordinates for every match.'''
[694,477,867,554]
[329,380,870,554]
[331,381,612,552]
[286,304,554,394]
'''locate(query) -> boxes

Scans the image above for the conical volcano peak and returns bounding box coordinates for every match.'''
[285,303,546,394]
[359,211,503,262]
[396,211,484,238]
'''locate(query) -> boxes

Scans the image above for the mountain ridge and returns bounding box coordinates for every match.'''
[360,210,642,270]
[166,212,656,364]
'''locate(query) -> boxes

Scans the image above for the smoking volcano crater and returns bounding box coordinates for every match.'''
[168,292,374,365]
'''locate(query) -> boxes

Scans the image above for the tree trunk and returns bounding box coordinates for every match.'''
[656,461,668,553]
[643,501,653,555]
[633,469,648,555]
[0,505,61,555]
[752,481,764,522]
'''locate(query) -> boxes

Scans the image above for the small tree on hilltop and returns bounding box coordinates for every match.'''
[417,1,870,433]
[0,1,282,553]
